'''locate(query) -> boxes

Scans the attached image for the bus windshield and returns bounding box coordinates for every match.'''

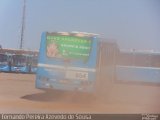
[46,34,92,62]
[0,54,8,64]
[31,56,38,67]
[12,55,27,66]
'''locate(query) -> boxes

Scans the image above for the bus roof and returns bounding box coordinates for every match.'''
[46,31,100,37]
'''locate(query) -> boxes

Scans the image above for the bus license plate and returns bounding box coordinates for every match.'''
[65,71,88,80]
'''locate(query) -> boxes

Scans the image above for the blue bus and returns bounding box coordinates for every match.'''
[36,32,118,93]
[0,53,11,72]
[11,54,30,73]
[30,55,38,73]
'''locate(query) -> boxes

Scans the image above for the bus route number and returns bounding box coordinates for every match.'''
[75,72,88,80]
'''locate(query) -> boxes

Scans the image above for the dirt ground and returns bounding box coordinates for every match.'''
[0,72,160,113]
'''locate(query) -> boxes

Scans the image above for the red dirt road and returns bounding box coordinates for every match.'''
[0,73,160,113]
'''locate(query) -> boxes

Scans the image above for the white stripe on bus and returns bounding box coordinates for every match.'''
[38,63,96,72]
[117,65,160,70]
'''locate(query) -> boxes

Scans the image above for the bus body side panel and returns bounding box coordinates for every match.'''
[116,66,160,84]
[11,66,29,73]
[31,67,37,73]
[36,33,98,92]
[0,65,10,72]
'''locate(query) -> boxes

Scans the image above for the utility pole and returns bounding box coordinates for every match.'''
[20,0,26,49]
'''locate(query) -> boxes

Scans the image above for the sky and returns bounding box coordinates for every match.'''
[0,0,160,51]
